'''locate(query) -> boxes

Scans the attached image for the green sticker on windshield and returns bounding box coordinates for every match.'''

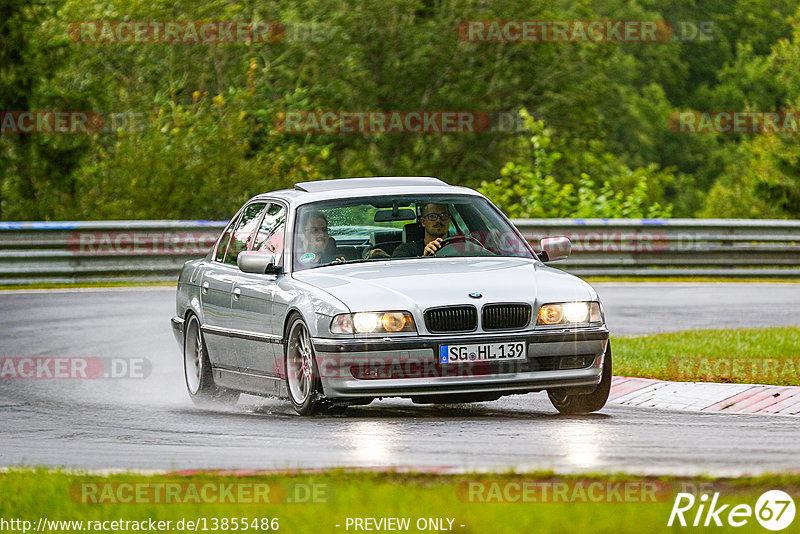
[300,253,316,263]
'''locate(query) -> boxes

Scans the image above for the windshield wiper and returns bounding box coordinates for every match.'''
[322,258,375,267]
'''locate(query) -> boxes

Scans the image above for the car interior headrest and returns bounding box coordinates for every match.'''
[402,223,424,244]
[370,230,401,246]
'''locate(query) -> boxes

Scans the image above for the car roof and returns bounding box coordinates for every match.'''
[294,176,446,192]
[252,177,481,205]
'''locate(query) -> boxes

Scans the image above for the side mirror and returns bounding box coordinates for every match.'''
[237,251,283,275]
[538,236,571,262]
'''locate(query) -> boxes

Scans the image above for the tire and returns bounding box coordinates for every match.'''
[547,342,612,414]
[284,316,327,415]
[183,314,239,407]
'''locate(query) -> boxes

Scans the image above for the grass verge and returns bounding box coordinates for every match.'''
[612,327,800,385]
[1,469,798,534]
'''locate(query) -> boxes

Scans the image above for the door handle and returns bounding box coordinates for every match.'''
[232,287,241,301]
[201,281,209,294]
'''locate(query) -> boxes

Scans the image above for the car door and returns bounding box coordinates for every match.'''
[232,202,287,378]
[199,212,239,367]
[201,202,267,370]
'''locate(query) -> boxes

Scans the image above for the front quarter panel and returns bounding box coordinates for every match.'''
[533,264,599,310]
[276,276,352,339]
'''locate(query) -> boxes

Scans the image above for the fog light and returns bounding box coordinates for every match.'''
[559,355,593,369]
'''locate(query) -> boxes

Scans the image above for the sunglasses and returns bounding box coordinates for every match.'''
[421,213,452,221]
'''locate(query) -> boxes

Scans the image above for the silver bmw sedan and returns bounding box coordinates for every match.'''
[171,177,610,415]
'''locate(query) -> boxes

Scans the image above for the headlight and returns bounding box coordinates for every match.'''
[537,302,602,325]
[330,311,416,334]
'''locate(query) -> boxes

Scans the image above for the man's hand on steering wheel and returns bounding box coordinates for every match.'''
[424,234,485,256]
[422,238,444,256]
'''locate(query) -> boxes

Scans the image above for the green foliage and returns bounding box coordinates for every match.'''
[72,89,331,219]
[2,0,800,220]
[701,131,800,218]
[479,112,672,218]
[0,0,102,220]
[701,16,800,219]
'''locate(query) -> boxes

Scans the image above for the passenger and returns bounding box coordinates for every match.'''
[295,211,348,269]
[392,203,451,257]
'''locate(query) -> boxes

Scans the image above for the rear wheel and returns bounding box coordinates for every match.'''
[547,343,612,414]
[183,314,239,406]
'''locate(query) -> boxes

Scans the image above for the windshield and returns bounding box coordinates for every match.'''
[292,194,535,271]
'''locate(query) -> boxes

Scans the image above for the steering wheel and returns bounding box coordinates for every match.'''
[434,234,490,256]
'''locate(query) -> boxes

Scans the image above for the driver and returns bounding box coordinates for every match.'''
[392,203,451,257]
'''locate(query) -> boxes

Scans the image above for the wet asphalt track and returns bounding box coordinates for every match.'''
[1,283,799,475]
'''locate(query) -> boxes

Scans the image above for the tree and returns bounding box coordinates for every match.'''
[479,111,672,218]
[701,10,800,218]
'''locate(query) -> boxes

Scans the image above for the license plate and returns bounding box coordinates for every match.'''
[439,342,527,364]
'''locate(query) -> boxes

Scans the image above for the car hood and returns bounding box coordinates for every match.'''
[292,257,597,314]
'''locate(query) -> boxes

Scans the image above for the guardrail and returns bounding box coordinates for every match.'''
[514,218,800,277]
[0,219,798,284]
[0,220,225,285]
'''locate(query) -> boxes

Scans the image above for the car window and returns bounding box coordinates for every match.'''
[222,202,267,265]
[213,217,239,263]
[252,203,286,258]
[292,195,534,270]
[449,207,467,233]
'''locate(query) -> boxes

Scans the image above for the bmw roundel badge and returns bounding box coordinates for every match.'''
[468,292,482,299]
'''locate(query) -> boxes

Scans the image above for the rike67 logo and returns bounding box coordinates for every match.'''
[668,490,795,530]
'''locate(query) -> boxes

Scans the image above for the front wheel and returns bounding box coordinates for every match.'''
[183,314,239,407]
[547,342,612,414]
[285,316,332,415]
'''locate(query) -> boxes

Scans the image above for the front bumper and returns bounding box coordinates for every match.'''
[312,326,608,399]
